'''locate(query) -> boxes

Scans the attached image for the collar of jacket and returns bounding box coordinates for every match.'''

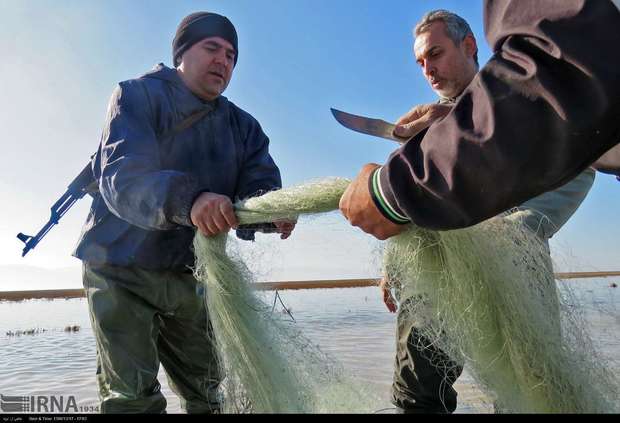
[142,62,226,118]
[439,84,471,105]
[439,96,456,105]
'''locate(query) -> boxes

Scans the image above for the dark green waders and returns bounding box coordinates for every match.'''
[83,263,222,413]
[391,299,463,414]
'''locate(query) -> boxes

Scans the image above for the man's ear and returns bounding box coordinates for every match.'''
[462,34,478,61]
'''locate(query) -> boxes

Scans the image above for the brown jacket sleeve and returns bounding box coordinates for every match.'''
[380,0,620,230]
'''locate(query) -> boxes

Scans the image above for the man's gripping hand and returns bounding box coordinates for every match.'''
[339,163,406,241]
[393,103,452,139]
[274,219,296,240]
[379,277,397,313]
[191,192,239,237]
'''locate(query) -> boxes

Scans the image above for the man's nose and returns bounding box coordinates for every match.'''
[213,52,225,64]
[213,51,229,67]
[423,61,434,78]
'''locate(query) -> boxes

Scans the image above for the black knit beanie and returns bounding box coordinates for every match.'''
[172,12,238,67]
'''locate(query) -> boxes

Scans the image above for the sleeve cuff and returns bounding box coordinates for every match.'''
[368,166,411,225]
[167,179,207,228]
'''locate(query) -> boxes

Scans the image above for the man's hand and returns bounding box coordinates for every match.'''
[274,219,296,240]
[379,277,397,313]
[190,192,238,237]
[393,103,453,139]
[339,163,406,240]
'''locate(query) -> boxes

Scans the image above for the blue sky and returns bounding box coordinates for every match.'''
[0,1,617,286]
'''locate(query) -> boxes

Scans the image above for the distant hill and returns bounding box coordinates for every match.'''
[0,265,82,292]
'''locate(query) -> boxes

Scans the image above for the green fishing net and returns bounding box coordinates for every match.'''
[192,178,619,413]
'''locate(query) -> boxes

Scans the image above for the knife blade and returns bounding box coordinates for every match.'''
[330,108,408,144]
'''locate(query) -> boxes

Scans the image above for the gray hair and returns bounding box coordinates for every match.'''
[414,9,478,66]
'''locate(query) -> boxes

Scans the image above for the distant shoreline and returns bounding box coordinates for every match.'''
[1,272,618,302]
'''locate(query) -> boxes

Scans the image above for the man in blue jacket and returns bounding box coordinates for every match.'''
[74,12,293,413]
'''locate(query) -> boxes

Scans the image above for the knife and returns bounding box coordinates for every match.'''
[330,108,409,144]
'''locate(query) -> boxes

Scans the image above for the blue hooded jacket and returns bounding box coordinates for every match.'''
[73,64,282,270]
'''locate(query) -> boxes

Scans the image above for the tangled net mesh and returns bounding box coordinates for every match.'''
[385,216,619,413]
[192,177,619,413]
[193,178,381,413]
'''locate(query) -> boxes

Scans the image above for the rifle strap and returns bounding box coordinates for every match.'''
[159,107,213,140]
[85,106,214,195]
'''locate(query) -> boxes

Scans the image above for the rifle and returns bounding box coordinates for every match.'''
[17,161,98,257]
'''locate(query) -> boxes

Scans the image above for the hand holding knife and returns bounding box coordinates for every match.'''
[331,103,453,144]
[331,103,452,240]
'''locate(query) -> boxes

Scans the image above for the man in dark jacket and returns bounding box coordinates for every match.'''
[339,0,620,239]
[378,9,594,414]
[74,12,293,413]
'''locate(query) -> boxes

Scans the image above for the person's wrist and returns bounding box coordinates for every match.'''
[189,190,210,225]
[368,167,411,225]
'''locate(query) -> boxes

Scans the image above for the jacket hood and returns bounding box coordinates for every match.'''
[142,63,184,85]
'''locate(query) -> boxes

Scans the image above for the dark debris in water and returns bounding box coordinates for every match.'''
[5,328,47,337]
[5,325,81,337]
